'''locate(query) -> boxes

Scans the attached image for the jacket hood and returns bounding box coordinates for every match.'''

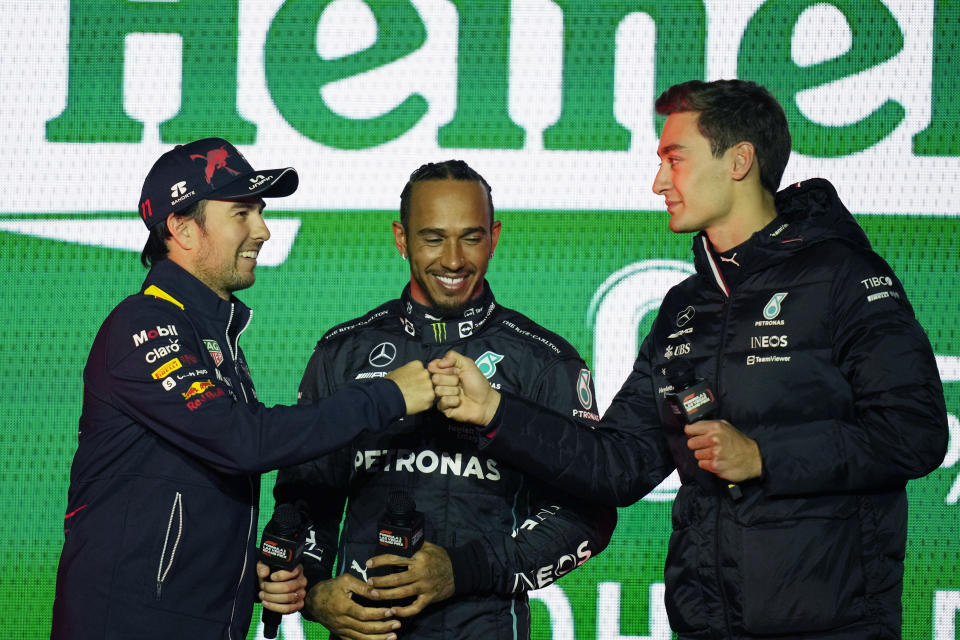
[693,178,872,293]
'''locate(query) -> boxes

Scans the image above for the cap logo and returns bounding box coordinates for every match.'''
[170,181,187,197]
[190,146,241,184]
[248,174,272,190]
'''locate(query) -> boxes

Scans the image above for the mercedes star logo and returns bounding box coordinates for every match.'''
[368,342,397,368]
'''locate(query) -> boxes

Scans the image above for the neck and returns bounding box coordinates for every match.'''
[705,188,777,253]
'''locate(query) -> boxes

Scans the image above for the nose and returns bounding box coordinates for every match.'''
[652,163,670,195]
[440,239,464,270]
[251,210,271,243]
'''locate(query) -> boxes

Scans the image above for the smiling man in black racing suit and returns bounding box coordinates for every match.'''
[271,160,616,639]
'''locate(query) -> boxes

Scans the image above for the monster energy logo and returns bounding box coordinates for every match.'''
[430,322,447,342]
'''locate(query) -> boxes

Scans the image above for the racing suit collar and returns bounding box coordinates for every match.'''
[142,258,252,329]
[398,282,498,345]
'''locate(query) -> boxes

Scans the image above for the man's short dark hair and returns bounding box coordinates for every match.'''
[655,80,792,195]
[399,160,494,229]
[140,200,207,268]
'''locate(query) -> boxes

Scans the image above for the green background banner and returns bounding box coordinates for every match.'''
[4,210,957,638]
[2,0,959,638]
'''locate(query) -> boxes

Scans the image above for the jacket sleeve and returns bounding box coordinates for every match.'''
[754,250,948,496]
[447,357,618,595]
[482,331,676,507]
[273,341,351,588]
[92,301,405,475]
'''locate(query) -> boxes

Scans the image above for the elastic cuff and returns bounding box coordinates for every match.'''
[476,393,507,448]
[447,539,492,595]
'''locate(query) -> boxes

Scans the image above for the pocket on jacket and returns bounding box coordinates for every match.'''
[739,513,864,634]
[154,491,183,601]
[663,525,708,632]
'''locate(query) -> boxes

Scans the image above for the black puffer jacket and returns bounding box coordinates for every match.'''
[483,179,948,639]
[275,284,616,639]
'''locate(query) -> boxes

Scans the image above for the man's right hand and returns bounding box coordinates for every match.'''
[303,575,400,640]
[430,350,501,426]
[385,360,435,415]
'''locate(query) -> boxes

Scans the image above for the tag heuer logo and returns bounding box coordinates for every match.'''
[203,339,224,367]
[475,351,504,379]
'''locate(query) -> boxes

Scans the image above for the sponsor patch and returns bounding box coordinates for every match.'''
[182,379,215,400]
[763,292,788,320]
[368,342,397,367]
[203,339,224,367]
[475,351,504,379]
[577,369,593,410]
[151,358,182,380]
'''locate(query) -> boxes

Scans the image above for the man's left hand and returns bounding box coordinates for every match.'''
[364,541,455,618]
[257,561,308,615]
[685,419,762,482]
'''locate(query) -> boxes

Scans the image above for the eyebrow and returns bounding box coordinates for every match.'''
[416,226,488,237]
[657,143,686,157]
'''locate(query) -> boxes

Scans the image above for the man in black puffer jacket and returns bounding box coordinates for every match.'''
[435,81,948,639]
[271,160,616,640]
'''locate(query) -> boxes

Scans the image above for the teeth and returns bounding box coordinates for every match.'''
[239,251,258,259]
[437,275,464,286]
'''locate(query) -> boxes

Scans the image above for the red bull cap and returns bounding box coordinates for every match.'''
[138,137,299,228]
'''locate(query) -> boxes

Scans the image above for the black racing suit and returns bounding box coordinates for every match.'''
[52,259,406,640]
[477,179,948,639]
[275,284,616,639]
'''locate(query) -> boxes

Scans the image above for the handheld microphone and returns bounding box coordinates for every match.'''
[355,490,425,608]
[259,503,308,639]
[664,358,742,500]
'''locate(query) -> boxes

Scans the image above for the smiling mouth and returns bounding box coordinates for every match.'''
[434,273,468,290]
[239,250,259,260]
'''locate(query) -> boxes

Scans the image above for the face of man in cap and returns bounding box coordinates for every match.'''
[171,196,270,300]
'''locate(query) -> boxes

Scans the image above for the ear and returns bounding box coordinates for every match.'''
[166,213,196,251]
[489,220,502,257]
[730,141,756,182]
[392,221,408,259]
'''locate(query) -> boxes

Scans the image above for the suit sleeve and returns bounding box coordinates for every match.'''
[273,342,352,588]
[447,357,618,595]
[89,301,404,475]
[481,332,676,507]
[753,251,948,496]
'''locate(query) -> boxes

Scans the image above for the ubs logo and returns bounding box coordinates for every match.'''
[368,342,397,367]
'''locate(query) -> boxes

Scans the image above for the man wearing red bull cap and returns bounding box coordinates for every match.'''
[50,138,437,640]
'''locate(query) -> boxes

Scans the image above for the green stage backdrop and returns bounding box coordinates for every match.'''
[1,1,958,638]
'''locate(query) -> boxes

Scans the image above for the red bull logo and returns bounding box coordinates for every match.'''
[182,379,215,400]
[190,146,240,184]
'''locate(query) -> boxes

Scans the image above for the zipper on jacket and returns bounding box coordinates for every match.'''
[227,477,257,640]
[714,291,735,638]
[155,492,184,600]
[225,303,251,404]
